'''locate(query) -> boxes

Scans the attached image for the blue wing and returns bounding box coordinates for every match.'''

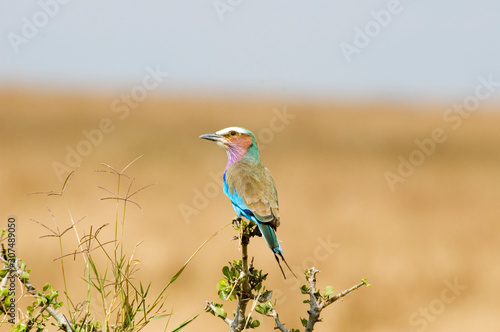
[223,172,254,221]
[223,172,282,255]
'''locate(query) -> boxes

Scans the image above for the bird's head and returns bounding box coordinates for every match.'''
[200,127,260,166]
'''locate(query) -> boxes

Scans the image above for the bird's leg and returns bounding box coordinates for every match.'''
[231,217,243,242]
[232,216,242,229]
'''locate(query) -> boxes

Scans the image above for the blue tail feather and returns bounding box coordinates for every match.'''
[255,222,281,253]
[256,222,297,279]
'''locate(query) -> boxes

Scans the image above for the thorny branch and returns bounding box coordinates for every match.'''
[267,309,289,332]
[230,220,252,331]
[205,218,370,332]
[204,301,233,326]
[303,267,370,332]
[204,218,263,332]
[0,252,73,332]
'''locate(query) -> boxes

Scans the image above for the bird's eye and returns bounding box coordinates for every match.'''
[230,131,237,136]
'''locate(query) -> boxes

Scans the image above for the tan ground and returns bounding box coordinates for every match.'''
[1,89,499,331]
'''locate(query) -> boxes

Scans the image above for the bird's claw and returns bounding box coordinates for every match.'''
[232,217,242,229]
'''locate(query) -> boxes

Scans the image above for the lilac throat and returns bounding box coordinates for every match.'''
[225,145,246,169]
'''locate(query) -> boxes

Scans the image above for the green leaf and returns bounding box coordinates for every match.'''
[250,319,260,328]
[4,296,12,308]
[148,313,172,321]
[218,290,228,301]
[20,271,29,281]
[217,279,232,300]
[301,317,308,327]
[324,285,334,297]
[216,279,229,291]
[255,305,265,315]
[261,290,273,302]
[214,306,227,319]
[168,265,186,286]
[222,266,231,279]
[255,302,272,315]
[171,314,199,332]
[361,278,372,287]
[300,285,309,294]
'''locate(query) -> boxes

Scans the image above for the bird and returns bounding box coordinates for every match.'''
[200,126,296,279]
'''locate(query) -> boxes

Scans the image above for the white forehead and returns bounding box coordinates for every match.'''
[215,127,250,135]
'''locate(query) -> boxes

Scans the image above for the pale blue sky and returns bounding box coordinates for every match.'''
[1,0,499,100]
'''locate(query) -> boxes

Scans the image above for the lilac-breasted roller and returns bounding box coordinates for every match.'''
[200,126,296,279]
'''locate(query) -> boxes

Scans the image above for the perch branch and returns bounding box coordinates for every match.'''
[230,222,252,332]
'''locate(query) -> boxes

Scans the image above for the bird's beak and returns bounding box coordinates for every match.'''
[199,132,222,142]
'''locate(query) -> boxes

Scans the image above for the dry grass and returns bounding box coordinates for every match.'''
[1,89,499,331]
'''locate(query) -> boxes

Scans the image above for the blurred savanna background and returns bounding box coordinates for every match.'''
[1,1,500,332]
